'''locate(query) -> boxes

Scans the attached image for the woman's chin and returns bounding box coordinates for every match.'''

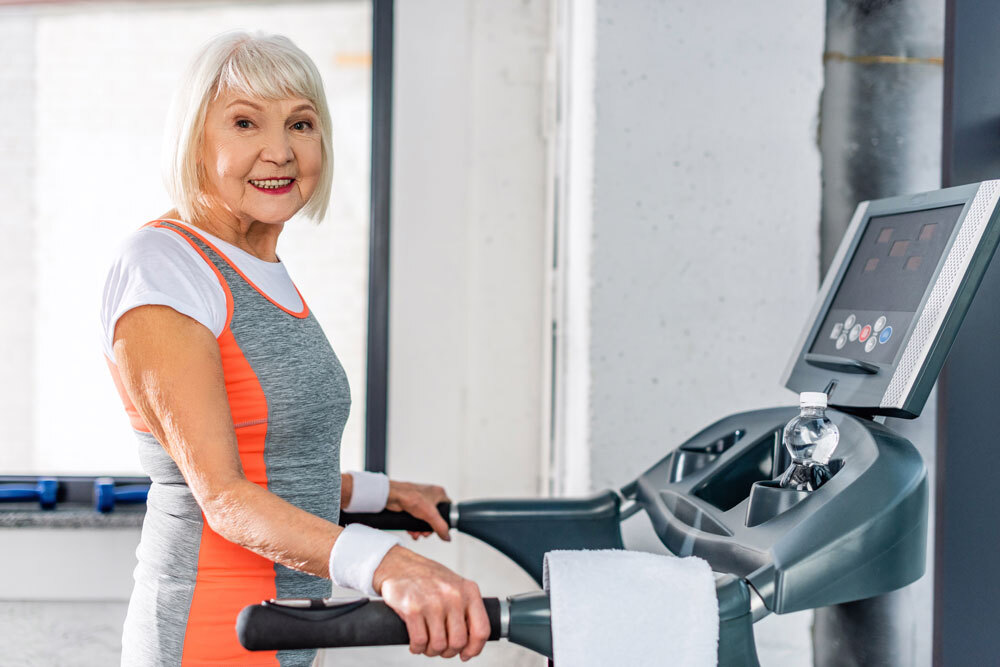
[247,206,303,225]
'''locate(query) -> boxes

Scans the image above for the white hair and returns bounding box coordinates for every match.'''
[162,31,334,223]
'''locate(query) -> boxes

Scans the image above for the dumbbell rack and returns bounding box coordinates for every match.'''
[0,475,150,527]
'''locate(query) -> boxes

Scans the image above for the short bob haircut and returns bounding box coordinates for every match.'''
[162,31,334,223]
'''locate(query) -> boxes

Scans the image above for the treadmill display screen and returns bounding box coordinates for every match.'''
[809,204,965,364]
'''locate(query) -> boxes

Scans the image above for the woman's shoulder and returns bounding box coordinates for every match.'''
[108,222,219,283]
[115,221,197,262]
[104,220,231,307]
[101,222,230,358]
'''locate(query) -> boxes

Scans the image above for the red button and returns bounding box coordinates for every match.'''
[859,325,872,342]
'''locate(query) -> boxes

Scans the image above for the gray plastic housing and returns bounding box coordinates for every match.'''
[635,406,927,614]
[456,492,624,586]
[782,180,1000,418]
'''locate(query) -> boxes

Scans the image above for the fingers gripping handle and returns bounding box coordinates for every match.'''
[237,597,502,651]
[338,502,452,531]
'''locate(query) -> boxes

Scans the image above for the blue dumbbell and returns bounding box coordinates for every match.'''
[94,477,150,513]
[0,477,59,510]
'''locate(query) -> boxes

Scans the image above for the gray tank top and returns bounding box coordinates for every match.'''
[111,220,350,666]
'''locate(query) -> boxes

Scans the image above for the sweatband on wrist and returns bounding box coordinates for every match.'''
[343,470,390,513]
[329,524,399,596]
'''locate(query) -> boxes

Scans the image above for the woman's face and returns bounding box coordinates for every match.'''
[199,88,323,226]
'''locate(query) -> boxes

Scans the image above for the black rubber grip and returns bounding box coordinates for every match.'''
[237,597,502,651]
[339,502,452,532]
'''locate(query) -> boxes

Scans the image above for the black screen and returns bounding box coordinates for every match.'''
[810,204,965,364]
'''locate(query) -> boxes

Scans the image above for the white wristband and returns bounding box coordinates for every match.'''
[329,524,399,596]
[344,471,390,513]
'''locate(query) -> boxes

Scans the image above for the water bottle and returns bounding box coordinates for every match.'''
[778,391,839,490]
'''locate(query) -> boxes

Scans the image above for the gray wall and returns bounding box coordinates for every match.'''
[556,0,825,501]
[584,0,826,488]
[552,0,826,662]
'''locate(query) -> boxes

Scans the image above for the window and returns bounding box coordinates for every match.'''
[0,1,373,475]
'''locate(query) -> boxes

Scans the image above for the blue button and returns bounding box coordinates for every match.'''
[879,326,893,344]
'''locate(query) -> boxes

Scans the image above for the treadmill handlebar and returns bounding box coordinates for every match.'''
[236,596,503,652]
[338,502,453,531]
[237,580,749,660]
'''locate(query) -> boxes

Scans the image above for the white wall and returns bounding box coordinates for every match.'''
[389,0,550,505]
[553,0,826,663]
[0,11,37,473]
[378,0,553,665]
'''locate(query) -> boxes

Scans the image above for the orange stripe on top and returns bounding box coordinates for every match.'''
[180,328,276,665]
[151,219,310,319]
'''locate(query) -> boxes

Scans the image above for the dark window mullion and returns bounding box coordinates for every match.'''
[364,0,393,473]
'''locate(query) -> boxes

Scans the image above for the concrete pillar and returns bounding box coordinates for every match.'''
[815,2,944,665]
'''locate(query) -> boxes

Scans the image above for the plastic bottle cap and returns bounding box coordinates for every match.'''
[800,391,828,407]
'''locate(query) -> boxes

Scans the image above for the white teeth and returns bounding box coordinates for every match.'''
[250,178,293,189]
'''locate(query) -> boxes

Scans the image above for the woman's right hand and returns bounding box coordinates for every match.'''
[373,546,491,661]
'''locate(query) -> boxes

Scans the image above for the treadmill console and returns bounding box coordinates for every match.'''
[783,181,1000,417]
[634,181,1000,614]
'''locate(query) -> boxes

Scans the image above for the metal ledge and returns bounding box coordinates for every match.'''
[0,505,145,529]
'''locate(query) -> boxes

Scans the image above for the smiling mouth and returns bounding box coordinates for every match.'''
[249,178,295,190]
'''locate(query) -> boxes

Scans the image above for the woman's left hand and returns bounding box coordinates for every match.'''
[386,481,452,542]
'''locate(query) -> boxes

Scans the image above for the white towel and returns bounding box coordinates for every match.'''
[543,549,718,667]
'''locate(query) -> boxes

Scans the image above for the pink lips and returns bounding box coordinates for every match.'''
[250,179,295,195]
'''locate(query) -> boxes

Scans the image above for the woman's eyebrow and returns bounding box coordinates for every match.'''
[226,98,263,111]
[224,99,316,115]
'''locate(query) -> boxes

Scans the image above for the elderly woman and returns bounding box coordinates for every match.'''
[101,32,489,666]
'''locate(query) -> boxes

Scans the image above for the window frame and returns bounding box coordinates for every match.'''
[364,0,392,473]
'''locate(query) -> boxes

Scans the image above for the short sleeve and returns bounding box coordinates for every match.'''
[100,227,228,362]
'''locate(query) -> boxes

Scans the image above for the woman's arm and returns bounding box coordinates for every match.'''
[114,304,490,658]
[114,304,338,577]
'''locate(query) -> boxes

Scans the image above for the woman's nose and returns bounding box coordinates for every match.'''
[260,129,294,165]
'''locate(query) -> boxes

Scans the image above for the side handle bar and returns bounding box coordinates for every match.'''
[237,575,762,666]
[339,502,452,532]
[236,596,513,652]
[340,492,626,587]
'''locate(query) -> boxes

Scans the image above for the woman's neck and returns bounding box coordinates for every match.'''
[161,208,283,263]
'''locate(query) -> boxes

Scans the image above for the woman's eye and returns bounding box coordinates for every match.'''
[235,119,253,129]
[292,120,313,131]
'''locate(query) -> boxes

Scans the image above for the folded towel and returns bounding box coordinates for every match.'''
[543,549,718,666]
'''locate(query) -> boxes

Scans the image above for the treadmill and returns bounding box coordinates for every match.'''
[237,180,1000,665]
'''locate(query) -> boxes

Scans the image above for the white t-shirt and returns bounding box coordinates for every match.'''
[100,219,303,363]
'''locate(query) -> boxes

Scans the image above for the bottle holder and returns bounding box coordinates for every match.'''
[670,429,746,483]
[744,459,844,527]
[744,481,809,527]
